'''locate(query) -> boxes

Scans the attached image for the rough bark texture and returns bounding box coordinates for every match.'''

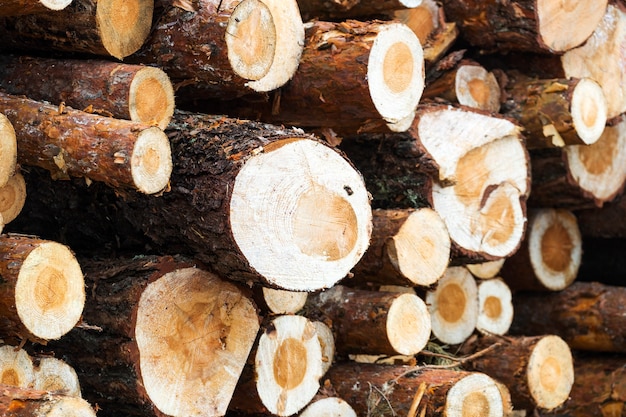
[509,281,626,352]
[0,384,96,416]
[0,0,153,59]
[0,0,72,16]
[297,0,420,20]
[0,92,172,195]
[0,55,175,129]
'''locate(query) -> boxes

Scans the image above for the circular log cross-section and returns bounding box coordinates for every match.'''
[0,236,84,342]
[426,266,478,345]
[0,113,17,190]
[0,0,72,15]
[0,172,26,225]
[476,278,513,335]
[0,345,34,388]
[229,138,372,291]
[351,208,450,287]
[466,259,505,280]
[299,397,357,417]
[501,209,582,292]
[255,315,324,416]
[261,287,308,314]
[135,267,260,417]
[32,357,81,398]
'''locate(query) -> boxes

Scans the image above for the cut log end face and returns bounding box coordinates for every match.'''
[244,0,305,92]
[299,397,357,417]
[0,113,17,189]
[96,0,153,59]
[526,336,574,410]
[0,346,34,388]
[445,373,504,417]
[256,316,323,416]
[570,78,607,145]
[466,259,505,279]
[129,67,175,130]
[227,0,277,82]
[130,127,172,194]
[15,242,85,341]
[386,293,431,355]
[529,209,581,291]
[0,172,26,224]
[230,138,372,291]
[565,117,626,202]
[455,65,501,113]
[537,0,608,52]
[135,267,259,417]
[40,0,73,10]
[368,23,425,129]
[33,357,81,398]
[387,208,450,286]
[476,278,513,335]
[426,267,478,345]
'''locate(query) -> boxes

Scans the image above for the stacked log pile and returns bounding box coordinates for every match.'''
[0,0,624,416]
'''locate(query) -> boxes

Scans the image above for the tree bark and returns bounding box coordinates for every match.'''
[423,60,501,113]
[0,234,84,343]
[528,117,626,209]
[0,0,154,59]
[459,334,574,411]
[0,384,96,417]
[501,73,607,148]
[113,111,372,291]
[425,266,478,345]
[441,0,607,53]
[256,287,308,315]
[296,0,422,20]
[325,362,505,417]
[306,285,431,356]
[0,0,72,16]
[129,0,304,96]
[349,208,450,287]
[231,315,326,416]
[0,55,175,129]
[499,209,582,291]
[205,19,425,134]
[38,255,260,417]
[475,278,513,336]
[509,281,626,352]
[0,92,172,195]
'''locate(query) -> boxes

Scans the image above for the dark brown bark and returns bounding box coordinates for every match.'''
[576,193,626,238]
[0,0,154,59]
[0,384,96,416]
[509,281,626,352]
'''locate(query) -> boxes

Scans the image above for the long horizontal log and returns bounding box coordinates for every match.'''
[509,281,626,352]
[0,55,175,129]
[0,93,172,195]
[0,0,153,59]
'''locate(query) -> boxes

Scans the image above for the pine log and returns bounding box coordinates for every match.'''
[312,320,336,375]
[112,111,372,291]
[0,55,175,129]
[550,353,626,417]
[298,396,357,417]
[499,209,581,292]
[528,117,626,209]
[0,93,172,195]
[459,335,574,411]
[0,0,72,15]
[258,287,308,315]
[0,0,154,59]
[203,19,425,134]
[476,278,513,336]
[466,259,505,280]
[440,0,607,53]
[0,234,84,343]
[575,238,626,286]
[296,0,422,20]
[501,73,607,147]
[0,384,96,417]
[0,171,26,225]
[0,345,34,388]
[0,113,18,190]
[325,362,505,417]
[425,266,478,345]
[304,285,432,356]
[32,357,81,398]
[129,0,304,97]
[39,256,259,417]
[423,60,501,113]
[509,281,626,352]
[230,315,325,416]
[341,104,529,262]
[350,208,450,287]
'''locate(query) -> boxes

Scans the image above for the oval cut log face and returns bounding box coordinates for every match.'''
[229,138,372,291]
